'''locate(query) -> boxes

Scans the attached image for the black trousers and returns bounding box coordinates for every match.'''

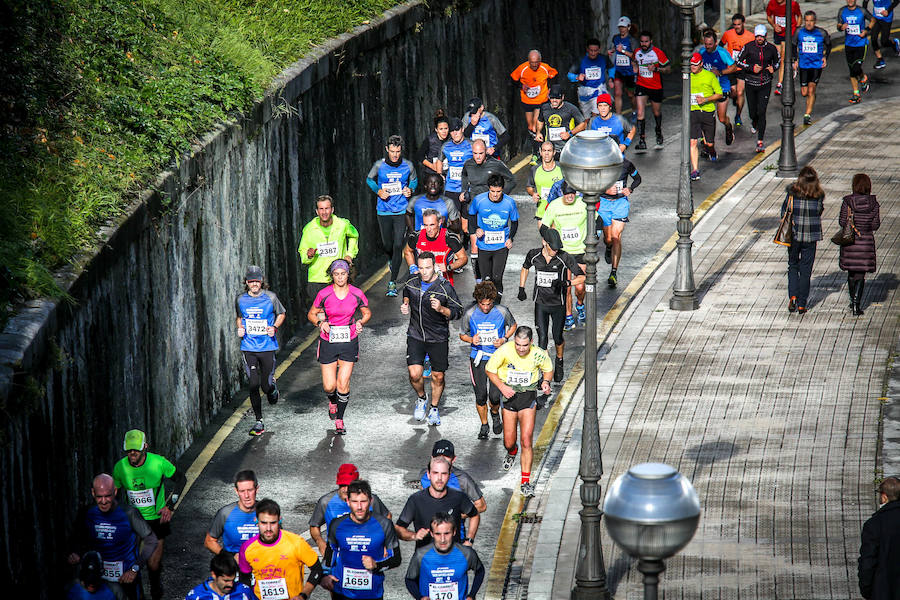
[477,247,509,294]
[745,83,771,141]
[535,303,566,349]
[786,241,817,306]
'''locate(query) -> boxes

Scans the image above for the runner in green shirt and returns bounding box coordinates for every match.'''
[541,186,588,327]
[298,195,360,300]
[527,142,564,222]
[688,53,724,181]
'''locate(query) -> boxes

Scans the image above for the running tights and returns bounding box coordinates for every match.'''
[378,214,407,282]
[242,350,276,420]
[745,84,771,141]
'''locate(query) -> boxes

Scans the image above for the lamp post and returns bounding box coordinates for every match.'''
[776,0,798,177]
[558,131,623,600]
[603,463,702,600]
[669,0,704,311]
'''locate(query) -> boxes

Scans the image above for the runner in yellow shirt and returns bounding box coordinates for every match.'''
[688,53,723,181]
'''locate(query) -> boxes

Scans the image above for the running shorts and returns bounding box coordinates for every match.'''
[690,110,716,141]
[406,337,450,371]
[635,85,664,103]
[317,336,360,364]
[799,68,822,86]
[597,197,631,227]
[504,389,537,412]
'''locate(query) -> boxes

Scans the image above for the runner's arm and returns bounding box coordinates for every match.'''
[309,526,327,555]
[509,219,518,242]
[374,546,402,571]
[468,562,487,599]
[405,578,421,599]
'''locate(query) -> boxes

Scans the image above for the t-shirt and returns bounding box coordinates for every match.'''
[407,229,464,284]
[298,216,360,284]
[634,47,669,90]
[589,113,631,147]
[236,291,286,353]
[868,0,895,21]
[485,341,554,392]
[529,163,564,219]
[568,54,615,101]
[522,248,584,307]
[396,488,478,548]
[542,198,588,254]
[406,543,484,600]
[238,530,319,600]
[112,453,176,521]
[720,28,756,62]
[767,0,802,35]
[207,502,259,554]
[67,582,118,600]
[185,578,256,600]
[698,46,735,92]
[74,503,152,577]
[510,61,559,104]
[459,304,516,358]
[309,489,391,530]
[468,193,519,251]
[839,6,872,47]
[689,68,722,113]
[407,195,461,231]
[327,513,399,599]
[538,101,585,151]
[419,467,483,504]
[610,34,638,75]
[441,139,474,193]
[313,285,369,342]
[367,158,417,215]
[794,27,831,69]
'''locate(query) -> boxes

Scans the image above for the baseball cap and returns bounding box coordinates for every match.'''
[596,92,613,106]
[432,439,455,457]
[336,463,359,485]
[690,52,703,65]
[80,551,104,587]
[754,24,767,36]
[123,429,146,451]
[449,117,464,131]
[245,265,263,281]
[542,227,564,251]
[466,97,483,113]
[617,16,631,28]
[548,84,564,99]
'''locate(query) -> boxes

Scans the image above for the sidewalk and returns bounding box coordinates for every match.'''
[494,97,900,599]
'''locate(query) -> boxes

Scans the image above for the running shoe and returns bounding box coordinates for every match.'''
[267,385,279,405]
[893,37,900,55]
[427,406,441,426]
[750,123,757,134]
[423,359,432,378]
[554,356,564,383]
[386,281,398,297]
[690,170,701,181]
[491,411,503,434]
[860,75,870,93]
[803,114,811,125]
[249,420,265,436]
[414,397,427,421]
[478,424,489,439]
[530,154,539,166]
[774,82,782,95]
[502,447,518,471]
[655,132,664,148]
[520,482,536,497]
[849,93,861,104]
[575,302,586,324]
[725,122,734,145]
[756,141,765,153]
[875,58,886,70]
[734,115,743,128]
[607,271,617,288]
[334,419,346,435]
[604,243,612,264]
[328,400,337,420]
[708,146,718,162]
[564,314,576,331]
[635,138,648,152]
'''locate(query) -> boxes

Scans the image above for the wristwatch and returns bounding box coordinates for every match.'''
[131,565,140,573]
[466,537,476,544]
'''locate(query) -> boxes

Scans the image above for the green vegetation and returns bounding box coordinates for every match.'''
[0,0,399,322]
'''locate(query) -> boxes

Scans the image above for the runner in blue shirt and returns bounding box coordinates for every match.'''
[185,552,255,600]
[698,29,738,144]
[468,173,519,298]
[568,37,616,119]
[461,97,509,157]
[792,11,832,124]
[441,119,474,214]
[864,0,900,69]
[585,93,636,152]
[67,552,118,600]
[838,0,874,103]
[404,513,485,600]
[608,16,639,114]
[204,470,259,556]
[235,265,286,436]
[406,171,461,234]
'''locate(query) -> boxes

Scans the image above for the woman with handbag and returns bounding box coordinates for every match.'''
[781,166,824,314]
[838,173,881,316]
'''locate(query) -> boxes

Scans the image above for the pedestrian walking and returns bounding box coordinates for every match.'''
[782,166,825,314]
[858,476,900,599]
[838,173,881,316]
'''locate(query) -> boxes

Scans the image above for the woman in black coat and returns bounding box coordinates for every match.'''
[839,173,881,316]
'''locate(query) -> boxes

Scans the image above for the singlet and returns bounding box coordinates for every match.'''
[367,158,416,215]
[406,543,484,600]
[542,197,588,254]
[313,285,368,342]
[207,502,259,553]
[720,28,756,62]
[460,304,516,358]
[238,530,319,600]
[441,139,474,193]
[309,489,391,531]
[839,5,871,47]
[698,46,735,92]
[77,503,150,578]
[529,163,564,219]
[407,195,460,231]
[235,290,286,353]
[795,27,830,69]
[610,34,638,75]
[767,0,802,35]
[634,46,669,89]
[510,61,559,104]
[690,69,722,113]
[468,193,519,251]
[410,228,463,284]
[185,578,256,600]
[327,513,399,599]
[112,453,176,521]
[485,341,554,392]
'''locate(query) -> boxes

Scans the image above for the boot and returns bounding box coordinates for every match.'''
[853,279,866,316]
[848,278,858,310]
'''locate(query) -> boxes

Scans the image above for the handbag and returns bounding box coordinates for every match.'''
[774,195,793,247]
[831,202,859,246]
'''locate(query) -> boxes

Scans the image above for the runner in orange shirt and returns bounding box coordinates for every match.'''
[720,13,757,127]
[510,50,558,163]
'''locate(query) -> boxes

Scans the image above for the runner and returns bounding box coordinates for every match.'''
[67,551,118,600]
[697,29,737,146]
[309,464,392,556]
[395,456,480,548]
[865,0,900,69]
[68,474,159,600]
[585,93,636,152]
[204,470,260,556]
[401,251,464,425]
[608,17,639,115]
[534,84,586,157]
[568,37,616,119]
[792,11,832,124]
[527,141,564,223]
[420,440,487,513]
[112,430,185,600]
[486,326,554,497]
[736,25,779,153]
[459,282,517,439]
[323,480,401,600]
[441,118,474,223]
[414,110,450,177]
[462,97,509,157]
[236,265,286,436]
[632,30,671,151]
[518,228,584,381]
[308,260,371,435]
[298,195,360,301]
[599,157,642,287]
[406,171,461,234]
[366,134,417,297]
[766,0,802,95]
[689,52,724,181]
[468,173,519,298]
[185,552,255,600]
[541,181,589,328]
[238,498,325,600]
[510,50,559,163]
[404,513,485,600]
[838,0,874,104]
[720,13,756,127]
[404,209,467,287]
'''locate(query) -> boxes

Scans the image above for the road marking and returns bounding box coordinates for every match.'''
[175,265,390,510]
[510,155,533,174]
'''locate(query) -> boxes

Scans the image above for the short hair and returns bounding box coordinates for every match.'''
[514,325,534,341]
[804,10,816,19]
[210,551,239,577]
[347,479,372,499]
[471,139,487,151]
[234,470,258,488]
[386,134,404,149]
[852,173,872,195]
[639,30,653,40]
[540,140,555,151]
[879,477,900,501]
[473,280,499,303]
[487,173,506,189]
[316,195,334,208]
[430,511,457,531]
[421,208,442,222]
[417,251,436,266]
[424,170,444,188]
[528,49,542,60]
[732,13,745,22]
[586,37,601,48]
[256,498,281,519]
[702,29,717,42]
[428,455,451,472]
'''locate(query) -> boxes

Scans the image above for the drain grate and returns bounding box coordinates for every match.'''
[516,513,542,524]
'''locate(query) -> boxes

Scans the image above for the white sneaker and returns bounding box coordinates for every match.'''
[520,482,536,497]
[414,397,427,421]
[427,406,441,426]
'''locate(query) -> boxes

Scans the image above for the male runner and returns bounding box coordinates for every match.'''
[534,84,585,157]
[864,0,900,69]
[186,552,255,600]
[609,16,639,115]
[462,97,509,157]
[599,157,641,287]
[441,118,474,216]
[697,29,737,145]
[299,195,360,300]
[112,430,185,600]
[737,25,779,153]
[585,93,636,152]
[838,0,874,104]
[468,174,519,297]
[766,0,802,94]
[510,50,558,163]
[527,141,564,223]
[792,11,832,124]
[238,498,325,600]
[720,13,756,127]
[366,135,417,297]
[689,52,724,181]
[404,209,466,287]
[404,513,485,600]
[632,30,671,151]
[459,281,517,439]
[236,265,286,436]
[541,181,589,327]
[406,172,461,234]
[401,251,464,425]
[205,470,260,556]
[568,38,616,119]
[66,551,119,600]
[419,440,488,514]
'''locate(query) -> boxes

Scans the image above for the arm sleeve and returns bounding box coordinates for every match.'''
[628,161,642,190]
[447,233,464,253]
[468,216,478,236]
[208,505,228,538]
[499,305,516,329]
[563,253,585,276]
[527,165,537,190]
[375,517,402,570]
[823,30,833,58]
[495,130,511,155]
[396,497,415,529]
[487,113,508,137]
[462,546,486,597]
[306,560,325,586]
[445,198,461,222]
[126,507,159,565]
[509,219,519,241]
[405,578,421,599]
[791,31,799,55]
[265,292,287,316]
[299,223,316,265]
[456,471,484,502]
[366,160,381,194]
[500,162,517,193]
[372,494,391,517]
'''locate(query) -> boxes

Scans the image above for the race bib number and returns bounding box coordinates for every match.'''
[477,328,499,344]
[615,53,631,67]
[244,318,269,336]
[561,227,581,242]
[731,49,741,60]
[775,15,786,27]
[448,165,463,180]
[584,66,602,80]
[429,582,459,600]
[317,241,339,258]
[126,488,155,508]
[258,578,289,600]
[614,180,625,193]
[328,325,351,343]
[483,230,506,245]
[801,41,817,54]
[506,369,532,386]
[548,127,566,141]
[536,270,557,288]
[638,65,653,79]
[102,561,123,583]
[342,567,372,591]
[539,187,551,200]
[847,23,861,35]
[382,181,402,195]
[690,93,703,106]
[472,133,490,146]
[525,85,542,98]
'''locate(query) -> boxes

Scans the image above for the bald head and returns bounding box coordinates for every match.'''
[471,139,487,164]
[528,50,542,62]
[92,473,116,512]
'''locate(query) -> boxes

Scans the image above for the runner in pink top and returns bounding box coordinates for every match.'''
[307,260,371,435]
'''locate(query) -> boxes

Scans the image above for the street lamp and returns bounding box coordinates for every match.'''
[776,0,798,177]
[603,463,701,600]
[558,130,623,600]
[669,0,704,311]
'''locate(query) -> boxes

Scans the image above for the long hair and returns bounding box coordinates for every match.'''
[792,165,824,198]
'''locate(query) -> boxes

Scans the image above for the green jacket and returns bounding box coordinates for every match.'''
[298,216,359,283]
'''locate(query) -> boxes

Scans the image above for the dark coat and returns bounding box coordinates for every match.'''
[858,500,900,600]
[839,193,881,273]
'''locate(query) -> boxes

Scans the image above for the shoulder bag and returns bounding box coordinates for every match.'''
[774,195,793,247]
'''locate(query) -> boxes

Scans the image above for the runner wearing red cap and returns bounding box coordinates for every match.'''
[689,52,724,181]
[579,93,635,152]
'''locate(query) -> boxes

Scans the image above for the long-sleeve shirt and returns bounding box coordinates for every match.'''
[737,41,780,87]
[460,156,516,202]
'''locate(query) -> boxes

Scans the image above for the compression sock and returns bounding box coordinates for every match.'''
[638,119,646,138]
[654,114,662,132]
[521,472,531,484]
[507,444,519,456]
[336,392,349,419]
[149,568,163,600]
